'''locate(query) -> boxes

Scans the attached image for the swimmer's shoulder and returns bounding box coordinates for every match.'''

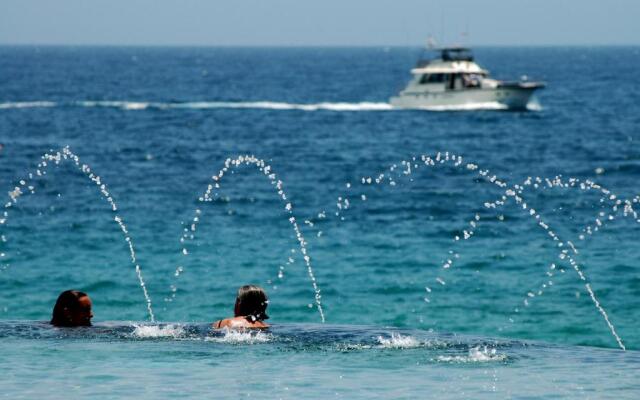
[212,317,269,329]
[212,318,231,329]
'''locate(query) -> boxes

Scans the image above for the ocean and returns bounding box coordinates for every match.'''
[0,46,639,398]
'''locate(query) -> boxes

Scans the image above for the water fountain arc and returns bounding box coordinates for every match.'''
[0,147,155,322]
[317,152,626,350]
[170,154,326,323]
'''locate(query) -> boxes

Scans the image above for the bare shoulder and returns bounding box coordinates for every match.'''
[251,320,270,329]
[212,318,232,329]
[212,317,269,329]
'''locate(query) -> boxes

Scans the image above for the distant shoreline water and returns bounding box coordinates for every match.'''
[0,46,639,398]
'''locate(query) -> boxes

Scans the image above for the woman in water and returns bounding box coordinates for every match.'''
[213,285,270,329]
[51,290,93,327]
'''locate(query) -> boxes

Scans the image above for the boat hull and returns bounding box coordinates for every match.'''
[390,85,542,111]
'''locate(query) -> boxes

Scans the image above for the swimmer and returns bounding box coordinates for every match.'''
[213,285,270,329]
[50,290,93,327]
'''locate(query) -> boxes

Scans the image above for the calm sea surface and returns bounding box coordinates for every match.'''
[1,46,639,398]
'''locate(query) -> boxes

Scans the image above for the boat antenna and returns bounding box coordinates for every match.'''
[426,35,437,49]
[417,35,436,64]
[461,21,470,47]
[440,9,445,47]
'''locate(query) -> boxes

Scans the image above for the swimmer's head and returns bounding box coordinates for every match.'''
[51,290,93,327]
[234,285,269,322]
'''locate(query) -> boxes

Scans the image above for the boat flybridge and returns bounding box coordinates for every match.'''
[390,47,544,110]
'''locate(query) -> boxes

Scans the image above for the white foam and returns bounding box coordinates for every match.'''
[76,100,150,110]
[122,102,149,110]
[131,324,185,338]
[416,102,509,111]
[436,346,506,363]
[0,99,543,112]
[1,100,391,112]
[205,328,272,344]
[377,332,421,348]
[167,101,393,111]
[526,98,543,111]
[0,101,57,109]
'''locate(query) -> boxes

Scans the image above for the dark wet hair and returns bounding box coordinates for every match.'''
[51,290,89,327]
[234,285,269,322]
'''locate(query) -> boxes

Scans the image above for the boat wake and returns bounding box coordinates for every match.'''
[415,102,509,111]
[411,101,540,111]
[0,100,393,112]
[0,101,57,109]
[0,99,541,112]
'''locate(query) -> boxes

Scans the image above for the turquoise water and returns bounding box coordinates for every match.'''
[1,322,639,398]
[1,46,639,397]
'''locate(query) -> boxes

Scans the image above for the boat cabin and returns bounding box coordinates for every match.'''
[419,72,486,90]
[408,47,489,92]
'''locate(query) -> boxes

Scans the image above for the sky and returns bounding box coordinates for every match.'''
[1,0,638,46]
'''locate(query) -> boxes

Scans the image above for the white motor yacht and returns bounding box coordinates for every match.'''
[390,47,544,110]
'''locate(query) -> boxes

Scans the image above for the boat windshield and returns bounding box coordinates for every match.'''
[415,48,474,67]
[441,48,473,62]
[419,73,447,84]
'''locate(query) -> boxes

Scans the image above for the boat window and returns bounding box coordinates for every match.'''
[419,73,446,84]
[462,73,482,88]
[448,74,456,90]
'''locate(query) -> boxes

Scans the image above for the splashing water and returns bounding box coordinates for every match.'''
[313,152,626,350]
[0,147,155,322]
[205,328,273,344]
[512,175,638,300]
[171,155,325,322]
[500,176,638,350]
[377,332,421,348]
[464,175,635,351]
[131,324,185,338]
[0,147,628,349]
[436,346,507,363]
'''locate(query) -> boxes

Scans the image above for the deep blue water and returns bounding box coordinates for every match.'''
[1,46,639,398]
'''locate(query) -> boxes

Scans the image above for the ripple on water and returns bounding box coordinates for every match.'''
[435,346,508,363]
